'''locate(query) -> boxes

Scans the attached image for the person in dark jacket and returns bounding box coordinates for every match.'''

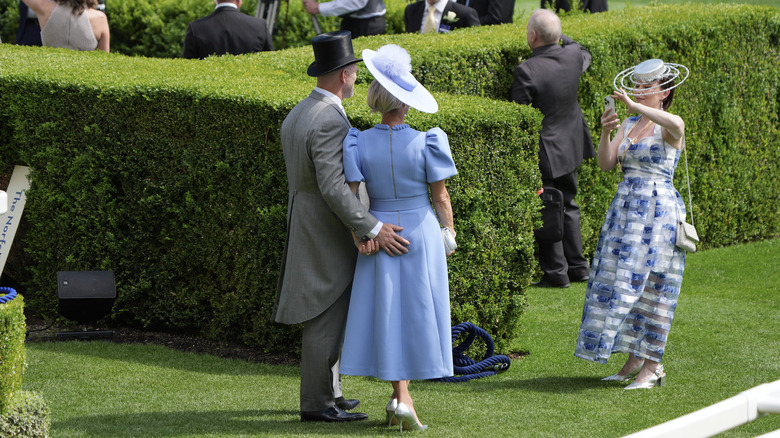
[182,0,272,59]
[15,1,42,46]
[511,9,595,288]
[456,0,513,25]
[404,0,479,34]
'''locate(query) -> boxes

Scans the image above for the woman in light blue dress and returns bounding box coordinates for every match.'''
[575,60,690,389]
[340,44,456,431]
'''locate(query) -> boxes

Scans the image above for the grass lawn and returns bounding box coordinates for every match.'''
[512,0,780,21]
[23,239,780,437]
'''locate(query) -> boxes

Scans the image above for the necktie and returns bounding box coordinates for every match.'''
[423,5,436,34]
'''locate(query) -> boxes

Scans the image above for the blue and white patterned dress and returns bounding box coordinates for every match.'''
[575,116,687,364]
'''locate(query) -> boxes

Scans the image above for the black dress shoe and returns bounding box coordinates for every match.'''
[300,406,368,422]
[568,274,590,283]
[335,396,360,411]
[531,278,570,288]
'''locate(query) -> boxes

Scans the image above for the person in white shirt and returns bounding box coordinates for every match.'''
[303,0,386,37]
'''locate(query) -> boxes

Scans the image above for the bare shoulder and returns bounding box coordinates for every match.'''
[87,8,108,24]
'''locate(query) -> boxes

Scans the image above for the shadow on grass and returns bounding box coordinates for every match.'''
[53,409,402,437]
[28,341,299,377]
[415,373,611,394]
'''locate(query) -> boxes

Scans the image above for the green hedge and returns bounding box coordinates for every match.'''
[0,391,50,438]
[0,41,540,353]
[0,5,778,355]
[0,293,25,415]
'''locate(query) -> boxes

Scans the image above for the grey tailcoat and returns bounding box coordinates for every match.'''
[274,91,378,325]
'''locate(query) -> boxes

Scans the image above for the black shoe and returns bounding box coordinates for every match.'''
[300,406,368,422]
[335,396,360,411]
[531,278,570,288]
[568,273,590,283]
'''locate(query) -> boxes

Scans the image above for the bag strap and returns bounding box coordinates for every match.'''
[681,136,694,227]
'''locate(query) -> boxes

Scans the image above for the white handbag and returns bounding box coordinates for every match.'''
[675,140,699,252]
[442,227,457,255]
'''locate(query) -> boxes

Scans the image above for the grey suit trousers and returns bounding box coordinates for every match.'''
[300,284,351,412]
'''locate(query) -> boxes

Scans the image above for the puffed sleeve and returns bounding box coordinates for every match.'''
[425,128,458,183]
[342,127,364,183]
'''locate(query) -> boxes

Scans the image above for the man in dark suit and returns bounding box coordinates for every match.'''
[511,9,595,288]
[275,31,409,423]
[182,0,272,59]
[456,0,513,25]
[404,0,479,34]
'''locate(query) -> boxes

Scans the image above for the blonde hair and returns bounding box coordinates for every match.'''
[366,80,405,114]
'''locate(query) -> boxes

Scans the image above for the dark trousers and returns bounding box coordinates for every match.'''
[538,169,589,285]
[299,284,351,412]
[340,15,386,37]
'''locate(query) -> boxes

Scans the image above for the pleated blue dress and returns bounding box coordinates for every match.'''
[575,116,687,364]
[340,124,456,381]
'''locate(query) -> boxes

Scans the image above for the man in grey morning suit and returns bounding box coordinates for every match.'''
[511,9,595,288]
[274,31,409,423]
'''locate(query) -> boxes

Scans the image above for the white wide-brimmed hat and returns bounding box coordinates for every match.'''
[613,59,690,96]
[362,45,438,114]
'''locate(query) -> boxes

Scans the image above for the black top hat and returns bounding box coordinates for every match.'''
[307,31,362,77]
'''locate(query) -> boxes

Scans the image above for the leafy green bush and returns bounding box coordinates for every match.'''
[0,292,25,415]
[0,4,777,355]
[0,390,50,438]
[0,0,20,44]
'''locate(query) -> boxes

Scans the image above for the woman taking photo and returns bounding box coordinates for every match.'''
[23,0,110,52]
[575,59,690,389]
[340,44,457,430]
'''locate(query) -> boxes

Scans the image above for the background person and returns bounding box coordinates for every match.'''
[22,0,109,52]
[274,31,409,423]
[511,9,594,288]
[404,0,479,34]
[15,1,42,46]
[182,0,273,59]
[302,0,386,37]
[339,44,456,432]
[456,0,514,25]
[575,59,689,390]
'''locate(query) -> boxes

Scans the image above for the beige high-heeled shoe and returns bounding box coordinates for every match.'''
[602,360,645,382]
[386,398,398,426]
[395,402,428,432]
[625,364,666,390]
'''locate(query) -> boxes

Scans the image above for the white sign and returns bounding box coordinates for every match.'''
[0,166,31,280]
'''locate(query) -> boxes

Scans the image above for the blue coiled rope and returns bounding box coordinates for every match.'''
[431,322,511,382]
[0,287,18,304]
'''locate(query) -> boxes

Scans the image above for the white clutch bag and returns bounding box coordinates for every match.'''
[442,227,457,255]
[676,220,699,252]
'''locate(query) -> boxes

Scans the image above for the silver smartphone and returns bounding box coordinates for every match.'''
[604,96,616,115]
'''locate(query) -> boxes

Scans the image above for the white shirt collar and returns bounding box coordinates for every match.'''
[430,0,448,13]
[215,2,239,10]
[313,87,345,113]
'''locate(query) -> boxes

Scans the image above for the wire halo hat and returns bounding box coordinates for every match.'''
[362,45,438,114]
[613,59,690,96]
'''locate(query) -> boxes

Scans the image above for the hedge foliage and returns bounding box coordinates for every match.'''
[0,5,778,354]
[0,293,25,415]
[0,0,412,55]
[0,390,50,438]
[0,33,541,353]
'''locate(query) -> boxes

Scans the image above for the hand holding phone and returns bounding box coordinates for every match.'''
[604,96,616,115]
